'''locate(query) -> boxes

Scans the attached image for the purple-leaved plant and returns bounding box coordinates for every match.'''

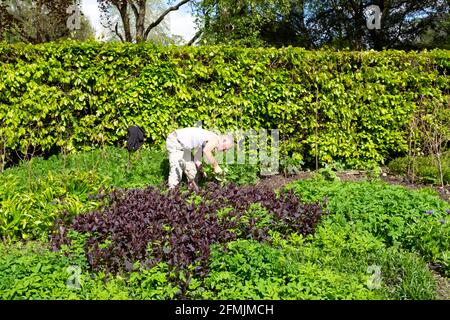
[51,183,323,285]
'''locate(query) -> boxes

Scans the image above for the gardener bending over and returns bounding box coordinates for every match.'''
[166,127,234,190]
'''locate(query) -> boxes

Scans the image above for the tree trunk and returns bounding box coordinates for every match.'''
[119,2,132,42]
[135,0,146,42]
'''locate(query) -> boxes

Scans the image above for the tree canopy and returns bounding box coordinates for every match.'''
[193,0,450,49]
[0,0,448,49]
[0,0,94,43]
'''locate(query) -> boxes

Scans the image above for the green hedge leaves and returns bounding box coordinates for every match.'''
[1,42,449,168]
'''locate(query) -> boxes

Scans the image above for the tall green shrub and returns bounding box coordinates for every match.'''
[1,42,448,168]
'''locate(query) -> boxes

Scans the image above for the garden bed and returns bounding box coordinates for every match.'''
[1,147,449,300]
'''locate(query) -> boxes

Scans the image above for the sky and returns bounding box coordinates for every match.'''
[80,0,197,42]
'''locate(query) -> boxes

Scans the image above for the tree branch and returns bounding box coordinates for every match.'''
[130,1,139,20]
[144,0,191,40]
[115,22,125,42]
[187,29,202,46]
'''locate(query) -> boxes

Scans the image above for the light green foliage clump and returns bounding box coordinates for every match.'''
[0,240,178,300]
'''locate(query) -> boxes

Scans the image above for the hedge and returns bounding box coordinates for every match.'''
[0,41,449,168]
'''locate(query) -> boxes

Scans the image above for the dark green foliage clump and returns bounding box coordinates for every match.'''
[388,151,450,185]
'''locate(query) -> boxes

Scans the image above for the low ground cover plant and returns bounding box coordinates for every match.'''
[286,179,450,276]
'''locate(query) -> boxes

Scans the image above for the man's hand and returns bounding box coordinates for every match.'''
[214,166,223,175]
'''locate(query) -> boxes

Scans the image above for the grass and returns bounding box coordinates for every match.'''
[2,146,169,190]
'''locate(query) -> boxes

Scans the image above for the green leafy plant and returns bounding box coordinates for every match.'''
[0,240,179,300]
[190,230,437,300]
[286,179,450,276]
[314,166,340,182]
[0,146,168,240]
[0,170,108,240]
[201,163,259,186]
[388,151,450,185]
